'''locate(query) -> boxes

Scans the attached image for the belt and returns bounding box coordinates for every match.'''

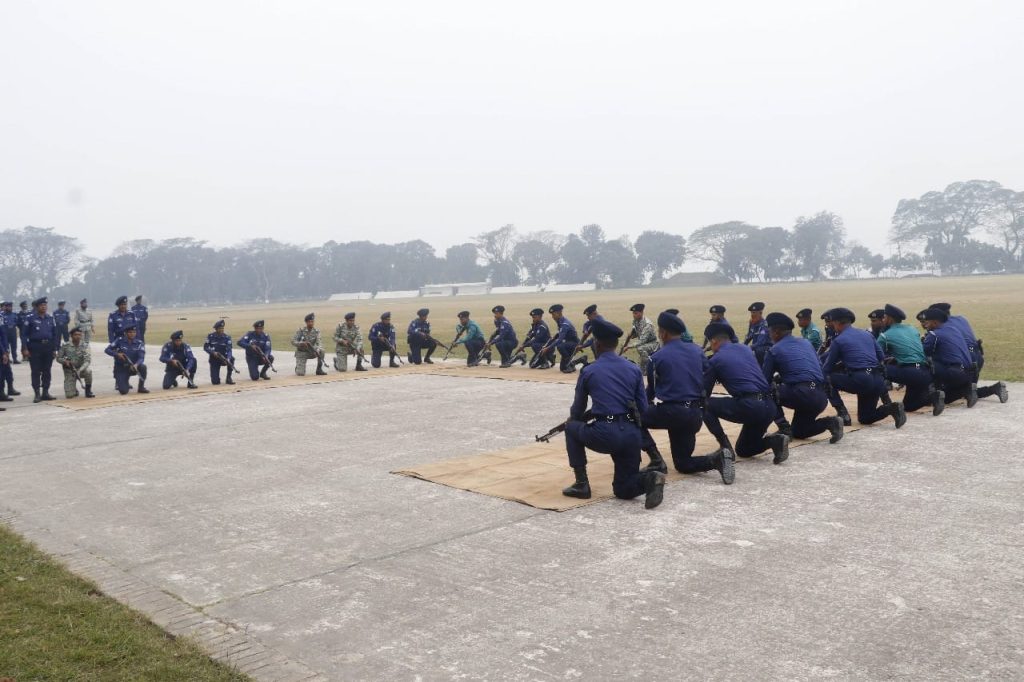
[591,413,636,423]
[847,367,875,374]
[737,392,771,400]
[659,400,700,408]
[784,381,821,389]
[898,363,925,368]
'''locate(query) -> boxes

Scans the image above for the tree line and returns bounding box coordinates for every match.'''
[2,179,1021,306]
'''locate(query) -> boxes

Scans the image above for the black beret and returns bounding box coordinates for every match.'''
[57,300,66,305]
[1,301,9,306]
[492,305,505,314]
[548,304,563,313]
[19,301,27,306]
[530,308,544,316]
[457,310,469,318]
[344,312,356,320]
[417,308,429,317]
[796,308,812,319]
[590,318,624,342]
[765,312,794,330]
[171,330,183,340]
[883,304,905,321]
[304,313,315,322]
[213,319,225,328]
[748,301,765,312]
[381,311,391,319]
[657,312,686,335]
[709,304,726,314]
[124,323,137,331]
[115,295,128,306]
[80,298,87,304]
[829,307,856,324]
[930,302,952,312]
[32,297,47,307]
[629,303,645,312]
[919,307,949,322]
[704,322,736,341]
[664,308,680,315]
[583,304,597,315]
[868,309,885,320]
[253,320,265,327]
[820,310,832,320]
[135,295,143,302]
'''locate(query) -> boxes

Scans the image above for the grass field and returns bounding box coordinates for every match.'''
[146,274,1024,382]
[0,525,249,682]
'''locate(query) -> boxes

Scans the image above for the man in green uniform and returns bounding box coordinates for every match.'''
[56,327,94,398]
[876,303,943,415]
[796,308,822,351]
[333,312,367,372]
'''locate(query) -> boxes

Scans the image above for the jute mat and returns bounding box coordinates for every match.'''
[394,390,918,511]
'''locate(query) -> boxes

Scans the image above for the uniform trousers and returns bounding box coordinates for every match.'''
[640,402,715,473]
[113,363,146,394]
[884,364,934,412]
[407,335,437,364]
[565,418,646,499]
[463,338,484,364]
[369,340,396,368]
[208,356,235,384]
[27,340,55,391]
[932,363,974,403]
[776,383,831,439]
[703,396,776,457]
[162,358,197,389]
[828,370,888,424]
[245,350,273,379]
[62,365,92,397]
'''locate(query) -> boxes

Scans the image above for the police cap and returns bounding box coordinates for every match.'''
[709,304,726,314]
[590,318,624,342]
[124,323,137,332]
[492,305,505,314]
[213,319,225,329]
[171,330,183,340]
[381,311,391,319]
[883,304,906,321]
[115,295,128,306]
[868,309,885,320]
[80,298,87,304]
[58,300,66,305]
[919,307,949,322]
[657,311,686,335]
[930,302,952,312]
[765,312,795,330]
[548,304,563,313]
[344,312,356,320]
[664,308,679,315]
[32,297,47,307]
[253,320,265,327]
[583,304,597,315]
[19,301,27,307]
[529,308,544,316]
[416,308,429,317]
[135,295,143,302]
[704,322,736,341]
[828,307,856,324]
[457,310,469,318]
[304,313,315,322]
[748,301,765,312]
[629,303,645,312]
[796,308,812,319]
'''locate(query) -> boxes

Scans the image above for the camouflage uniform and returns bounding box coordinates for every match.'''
[56,340,92,398]
[291,326,324,376]
[333,323,363,372]
[74,307,94,345]
[632,316,659,372]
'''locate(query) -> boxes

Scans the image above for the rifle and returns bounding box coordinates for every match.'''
[535,410,594,443]
[117,351,140,376]
[171,359,197,388]
[250,343,278,373]
[424,335,451,353]
[213,351,241,375]
[300,341,328,370]
[382,336,404,364]
[337,337,369,365]
[61,359,88,391]
[618,328,638,356]
[442,328,465,361]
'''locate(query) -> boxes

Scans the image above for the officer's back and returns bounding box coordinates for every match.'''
[648,338,706,402]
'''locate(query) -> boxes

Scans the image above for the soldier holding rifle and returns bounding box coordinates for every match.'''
[239,320,275,380]
[57,327,94,398]
[333,312,368,372]
[204,319,237,385]
[159,331,198,389]
[105,324,148,395]
[292,313,327,376]
[369,312,400,368]
[451,311,485,366]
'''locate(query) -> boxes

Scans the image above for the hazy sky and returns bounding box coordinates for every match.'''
[3,1,1022,260]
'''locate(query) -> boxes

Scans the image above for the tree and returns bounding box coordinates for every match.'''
[688,221,758,277]
[596,237,642,289]
[443,243,485,282]
[791,211,846,280]
[474,224,519,286]
[513,239,559,285]
[635,230,687,283]
[989,188,1024,270]
[890,180,1003,275]
[0,226,84,296]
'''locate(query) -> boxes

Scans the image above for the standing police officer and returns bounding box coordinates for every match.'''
[238,320,274,379]
[160,331,198,389]
[406,308,437,365]
[744,302,772,365]
[131,295,149,341]
[74,298,94,345]
[107,296,137,344]
[821,307,906,428]
[640,312,734,483]
[561,318,666,509]
[22,297,59,402]
[877,304,943,415]
[369,312,399,368]
[204,320,236,385]
[2,301,19,364]
[54,301,71,342]
[105,325,149,394]
[762,312,844,443]
[0,312,12,405]
[702,322,791,464]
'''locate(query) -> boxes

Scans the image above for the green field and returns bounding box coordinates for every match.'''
[0,526,249,682]
[146,275,1024,382]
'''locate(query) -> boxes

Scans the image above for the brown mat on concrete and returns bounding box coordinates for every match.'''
[426,363,578,383]
[394,390,917,511]
[52,363,442,411]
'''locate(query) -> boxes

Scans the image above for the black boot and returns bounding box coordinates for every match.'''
[260,366,270,379]
[483,350,492,366]
[389,353,399,368]
[775,420,793,437]
[41,389,56,401]
[0,386,11,402]
[562,466,591,499]
[836,407,852,426]
[356,356,367,372]
[997,382,1009,404]
[315,358,328,375]
[712,448,736,485]
[886,401,907,428]
[423,349,434,364]
[644,470,666,509]
[642,446,668,474]
[138,379,150,394]
[7,384,20,396]
[931,388,945,416]
[827,416,844,444]
[33,388,42,403]
[766,433,790,464]
[967,384,979,408]
[85,384,95,398]
[225,370,235,385]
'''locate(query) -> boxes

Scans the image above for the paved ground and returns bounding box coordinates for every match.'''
[1,351,1021,680]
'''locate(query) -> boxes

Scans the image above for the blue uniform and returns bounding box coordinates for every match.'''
[23,312,59,393]
[548,317,579,371]
[565,352,649,500]
[131,304,149,341]
[822,326,890,424]
[744,319,772,364]
[580,315,604,349]
[107,309,138,344]
[923,324,974,403]
[406,318,437,364]
[763,333,832,439]
[53,307,71,342]
[640,339,717,474]
[525,321,551,366]
[159,341,198,388]
[0,319,8,393]
[105,337,147,394]
[878,323,933,412]
[489,317,518,365]
[945,315,983,371]
[368,322,397,368]
[703,318,739,347]
[2,309,18,360]
[238,331,273,380]
[702,342,776,457]
[203,332,235,384]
